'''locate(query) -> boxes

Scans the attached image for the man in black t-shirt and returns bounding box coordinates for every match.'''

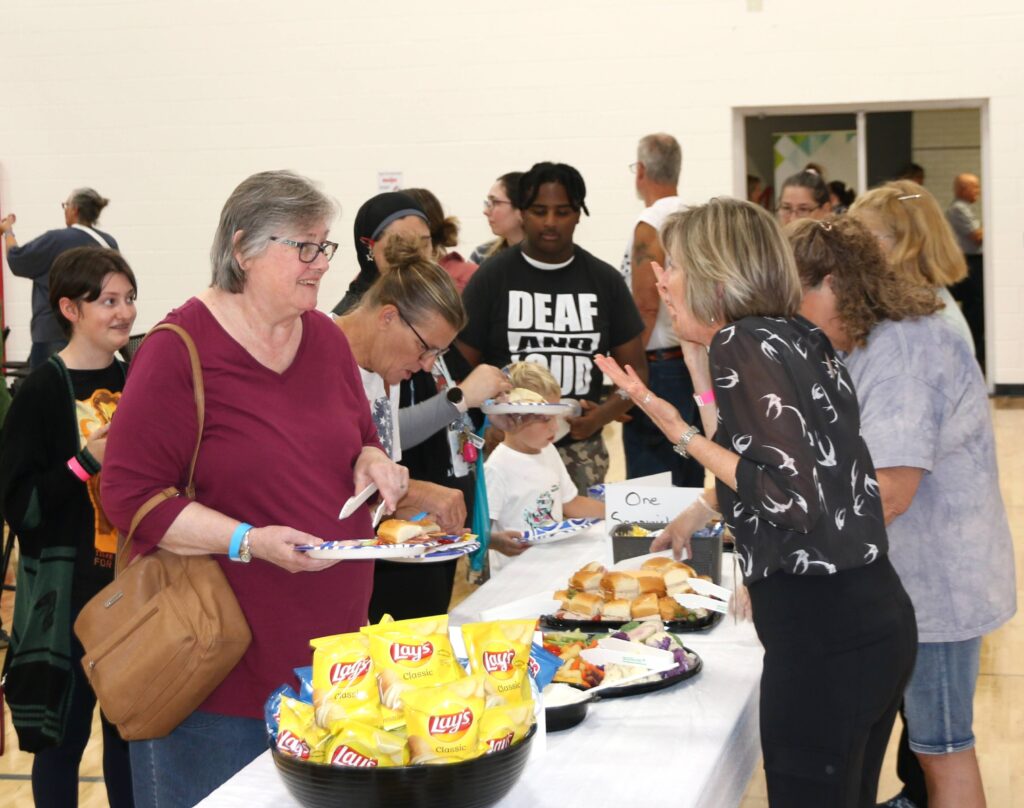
[458,162,647,490]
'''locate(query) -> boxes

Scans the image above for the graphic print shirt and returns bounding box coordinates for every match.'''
[69,361,126,605]
[461,246,644,402]
[710,316,888,584]
[484,443,578,533]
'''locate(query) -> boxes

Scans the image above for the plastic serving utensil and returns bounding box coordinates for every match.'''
[673,592,730,615]
[338,483,377,520]
[685,577,733,602]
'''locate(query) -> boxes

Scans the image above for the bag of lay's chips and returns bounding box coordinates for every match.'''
[364,615,464,730]
[461,619,535,705]
[276,696,330,763]
[265,684,300,738]
[403,675,486,764]
[311,632,381,728]
[477,701,535,755]
[294,666,314,704]
[324,720,409,768]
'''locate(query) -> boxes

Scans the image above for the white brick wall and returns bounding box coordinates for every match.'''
[2,0,1022,382]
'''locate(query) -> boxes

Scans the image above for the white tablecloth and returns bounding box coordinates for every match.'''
[198,523,764,808]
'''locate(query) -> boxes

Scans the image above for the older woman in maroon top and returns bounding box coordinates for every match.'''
[101,170,407,808]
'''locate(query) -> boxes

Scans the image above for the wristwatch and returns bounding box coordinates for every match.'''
[446,386,468,413]
[672,424,701,459]
[229,522,254,563]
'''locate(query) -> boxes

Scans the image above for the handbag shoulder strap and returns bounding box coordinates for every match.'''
[70,223,112,249]
[115,323,205,575]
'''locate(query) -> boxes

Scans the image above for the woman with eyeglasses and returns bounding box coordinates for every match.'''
[1,188,119,369]
[100,170,409,807]
[776,169,833,226]
[849,180,976,358]
[470,171,525,264]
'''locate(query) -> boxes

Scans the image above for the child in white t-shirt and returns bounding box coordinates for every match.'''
[486,362,604,567]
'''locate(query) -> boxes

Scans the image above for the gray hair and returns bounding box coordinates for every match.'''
[69,187,109,226]
[637,134,682,185]
[210,170,339,293]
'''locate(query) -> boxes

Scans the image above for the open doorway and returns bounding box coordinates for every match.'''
[737,102,987,381]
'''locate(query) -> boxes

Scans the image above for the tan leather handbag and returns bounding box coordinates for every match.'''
[74,323,252,741]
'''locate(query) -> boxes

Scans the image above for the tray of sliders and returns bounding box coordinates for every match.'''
[296,517,479,562]
[542,621,702,704]
[539,556,729,633]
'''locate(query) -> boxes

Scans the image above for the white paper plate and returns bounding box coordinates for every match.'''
[388,540,481,564]
[481,399,581,417]
[518,518,600,545]
[298,541,429,560]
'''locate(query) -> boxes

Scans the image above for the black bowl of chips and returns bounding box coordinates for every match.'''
[271,724,536,808]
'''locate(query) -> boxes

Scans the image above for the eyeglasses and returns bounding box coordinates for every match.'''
[483,197,512,211]
[396,308,449,362]
[776,204,822,218]
[269,236,338,263]
[61,202,71,210]
[628,162,641,174]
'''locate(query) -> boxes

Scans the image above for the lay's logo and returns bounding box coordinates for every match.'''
[486,732,514,753]
[276,730,310,760]
[427,708,474,738]
[329,656,372,685]
[390,641,433,664]
[482,649,516,674]
[330,745,378,768]
[528,657,540,677]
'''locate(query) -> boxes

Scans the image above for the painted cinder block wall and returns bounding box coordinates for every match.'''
[2,0,1020,382]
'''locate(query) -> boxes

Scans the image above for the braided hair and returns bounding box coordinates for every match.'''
[518,162,590,216]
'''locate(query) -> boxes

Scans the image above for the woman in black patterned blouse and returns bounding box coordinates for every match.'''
[596,197,916,808]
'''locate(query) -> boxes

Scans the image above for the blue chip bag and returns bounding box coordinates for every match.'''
[264,684,299,738]
[528,642,561,691]
[293,666,314,704]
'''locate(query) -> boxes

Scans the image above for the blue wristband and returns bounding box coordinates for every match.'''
[229,522,253,560]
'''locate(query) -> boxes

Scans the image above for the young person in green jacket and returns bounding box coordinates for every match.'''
[0,246,138,807]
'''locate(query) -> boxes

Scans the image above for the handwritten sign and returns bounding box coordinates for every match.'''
[605,483,704,529]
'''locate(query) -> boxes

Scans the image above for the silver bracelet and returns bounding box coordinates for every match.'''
[672,424,701,459]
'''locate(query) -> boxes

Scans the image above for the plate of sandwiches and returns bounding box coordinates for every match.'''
[297,517,477,561]
[481,387,582,417]
[517,518,600,546]
[539,557,725,633]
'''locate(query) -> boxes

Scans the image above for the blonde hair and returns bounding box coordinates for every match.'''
[850,180,967,287]
[360,234,467,331]
[507,361,561,401]
[659,197,801,325]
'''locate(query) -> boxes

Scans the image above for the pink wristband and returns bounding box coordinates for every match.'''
[693,389,716,406]
[67,456,91,482]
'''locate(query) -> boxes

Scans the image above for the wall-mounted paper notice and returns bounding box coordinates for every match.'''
[377,171,403,192]
[605,480,704,528]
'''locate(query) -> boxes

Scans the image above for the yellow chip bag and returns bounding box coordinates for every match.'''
[403,675,486,764]
[477,701,535,755]
[324,721,409,768]
[365,615,465,730]
[276,696,330,763]
[461,619,535,705]
[311,631,381,728]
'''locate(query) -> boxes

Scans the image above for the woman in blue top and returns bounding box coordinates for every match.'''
[1,188,119,368]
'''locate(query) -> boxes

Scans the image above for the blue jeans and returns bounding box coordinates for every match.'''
[903,637,982,755]
[130,711,267,807]
[622,356,704,487]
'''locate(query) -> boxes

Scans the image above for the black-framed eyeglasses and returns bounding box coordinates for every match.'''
[396,309,449,362]
[269,236,338,263]
[483,197,512,211]
[775,204,822,218]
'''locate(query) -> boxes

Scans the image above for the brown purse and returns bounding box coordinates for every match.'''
[74,323,252,741]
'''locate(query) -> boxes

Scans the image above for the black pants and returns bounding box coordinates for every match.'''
[32,633,134,808]
[749,557,917,808]
[368,559,459,623]
[949,253,985,373]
